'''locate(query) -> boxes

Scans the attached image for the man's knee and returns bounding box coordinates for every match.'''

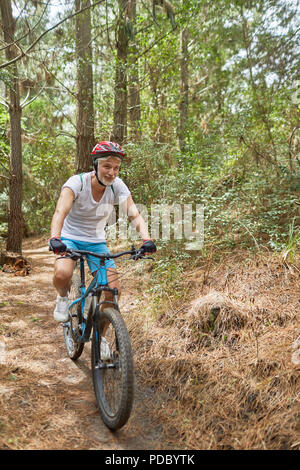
[54,272,70,287]
[53,262,74,285]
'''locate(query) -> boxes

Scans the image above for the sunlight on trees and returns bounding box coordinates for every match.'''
[0,0,298,253]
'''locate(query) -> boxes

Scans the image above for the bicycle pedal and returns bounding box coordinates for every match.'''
[95,361,116,370]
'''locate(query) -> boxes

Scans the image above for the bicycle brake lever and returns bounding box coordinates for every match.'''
[130,253,140,261]
[66,250,82,260]
[130,252,154,261]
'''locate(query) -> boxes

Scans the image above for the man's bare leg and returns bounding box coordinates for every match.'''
[53,256,76,297]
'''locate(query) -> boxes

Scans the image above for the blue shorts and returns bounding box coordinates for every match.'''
[61,237,116,274]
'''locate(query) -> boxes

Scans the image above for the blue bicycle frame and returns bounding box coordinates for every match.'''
[67,256,118,344]
[62,245,148,346]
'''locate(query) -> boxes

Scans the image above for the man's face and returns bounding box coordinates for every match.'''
[97,156,121,186]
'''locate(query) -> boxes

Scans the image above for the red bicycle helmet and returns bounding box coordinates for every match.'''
[91,141,125,161]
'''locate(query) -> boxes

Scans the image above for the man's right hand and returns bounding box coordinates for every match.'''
[49,237,67,254]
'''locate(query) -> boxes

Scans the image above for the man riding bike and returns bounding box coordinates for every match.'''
[49,141,157,322]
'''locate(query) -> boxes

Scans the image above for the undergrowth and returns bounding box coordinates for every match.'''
[128,248,300,450]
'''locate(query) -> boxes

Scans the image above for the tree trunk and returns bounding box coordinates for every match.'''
[128,0,141,140]
[75,0,95,173]
[0,0,23,254]
[178,27,189,153]
[111,0,129,145]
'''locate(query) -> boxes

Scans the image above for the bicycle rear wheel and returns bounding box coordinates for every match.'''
[91,307,134,430]
[63,273,84,360]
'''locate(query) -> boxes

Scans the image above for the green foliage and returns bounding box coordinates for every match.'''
[122,138,299,253]
[120,140,177,205]
[283,218,300,262]
[22,133,75,235]
[0,0,298,256]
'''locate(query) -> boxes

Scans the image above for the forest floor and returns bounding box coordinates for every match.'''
[0,236,299,450]
[0,236,178,450]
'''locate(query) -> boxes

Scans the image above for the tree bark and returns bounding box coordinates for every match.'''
[75,0,95,173]
[111,0,129,145]
[0,0,23,254]
[128,0,141,140]
[178,27,189,153]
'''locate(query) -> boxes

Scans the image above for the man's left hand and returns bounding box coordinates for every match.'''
[140,239,157,254]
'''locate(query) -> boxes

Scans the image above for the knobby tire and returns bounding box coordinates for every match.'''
[91,307,134,430]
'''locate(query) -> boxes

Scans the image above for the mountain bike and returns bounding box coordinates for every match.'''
[60,245,151,431]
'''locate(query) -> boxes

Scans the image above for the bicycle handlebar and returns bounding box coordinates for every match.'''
[63,245,151,261]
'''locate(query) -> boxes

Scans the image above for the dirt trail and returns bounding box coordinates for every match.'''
[0,237,170,450]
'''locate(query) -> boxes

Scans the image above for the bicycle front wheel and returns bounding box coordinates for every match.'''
[91,307,134,430]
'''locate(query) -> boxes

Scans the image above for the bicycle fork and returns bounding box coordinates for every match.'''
[93,303,118,371]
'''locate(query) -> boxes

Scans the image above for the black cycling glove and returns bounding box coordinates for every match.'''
[49,237,67,254]
[140,239,157,254]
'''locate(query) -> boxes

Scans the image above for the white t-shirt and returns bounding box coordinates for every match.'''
[61,172,130,242]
